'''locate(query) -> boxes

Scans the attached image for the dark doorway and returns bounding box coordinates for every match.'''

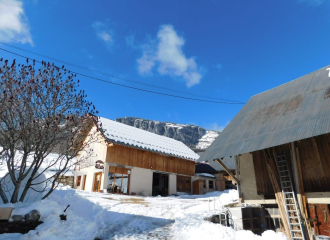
[152,173,169,196]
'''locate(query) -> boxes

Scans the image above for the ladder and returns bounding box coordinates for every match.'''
[219,210,228,227]
[275,154,305,240]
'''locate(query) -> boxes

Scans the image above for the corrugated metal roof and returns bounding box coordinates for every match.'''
[98,117,199,161]
[199,65,330,162]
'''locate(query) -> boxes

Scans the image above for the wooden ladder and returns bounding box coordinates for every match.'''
[275,154,305,240]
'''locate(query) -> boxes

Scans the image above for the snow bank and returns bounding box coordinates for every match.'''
[0,152,75,204]
[0,188,288,240]
[195,173,215,178]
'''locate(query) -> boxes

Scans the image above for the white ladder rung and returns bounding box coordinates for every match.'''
[275,154,305,240]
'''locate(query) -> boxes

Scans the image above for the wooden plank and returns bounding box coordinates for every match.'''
[292,143,313,240]
[311,138,326,187]
[264,149,291,240]
[193,180,199,194]
[315,135,330,186]
[252,151,274,195]
[214,159,240,184]
[106,144,194,175]
[82,175,87,190]
[177,175,191,193]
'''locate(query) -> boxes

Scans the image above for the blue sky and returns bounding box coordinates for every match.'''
[0,0,330,131]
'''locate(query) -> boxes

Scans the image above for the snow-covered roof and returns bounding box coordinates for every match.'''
[195,173,215,178]
[98,117,199,161]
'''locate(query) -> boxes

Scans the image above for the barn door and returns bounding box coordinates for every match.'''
[177,175,191,193]
[93,172,102,192]
[308,204,330,236]
[193,180,200,195]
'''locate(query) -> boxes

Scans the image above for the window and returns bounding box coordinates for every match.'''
[77,176,81,186]
[209,180,214,189]
[107,166,130,194]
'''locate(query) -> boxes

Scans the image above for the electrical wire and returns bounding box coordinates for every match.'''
[0,47,245,104]
[0,41,244,103]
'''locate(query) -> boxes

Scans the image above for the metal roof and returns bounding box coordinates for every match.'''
[98,117,200,161]
[199,65,330,161]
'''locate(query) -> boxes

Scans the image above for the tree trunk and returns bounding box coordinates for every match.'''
[19,179,32,203]
[10,181,22,203]
[0,185,8,204]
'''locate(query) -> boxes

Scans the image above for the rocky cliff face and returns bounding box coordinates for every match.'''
[115,117,219,150]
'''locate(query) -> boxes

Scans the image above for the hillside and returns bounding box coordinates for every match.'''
[115,117,219,150]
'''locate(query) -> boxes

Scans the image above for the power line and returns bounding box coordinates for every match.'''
[0,41,244,104]
[0,47,245,104]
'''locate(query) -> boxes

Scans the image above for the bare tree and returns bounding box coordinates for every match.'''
[0,58,99,203]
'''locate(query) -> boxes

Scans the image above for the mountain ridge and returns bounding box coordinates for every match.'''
[115,117,219,150]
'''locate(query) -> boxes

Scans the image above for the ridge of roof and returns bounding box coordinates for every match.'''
[251,65,330,98]
[199,64,330,161]
[98,117,200,161]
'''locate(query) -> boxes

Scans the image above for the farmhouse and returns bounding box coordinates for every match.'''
[74,117,199,196]
[199,65,330,239]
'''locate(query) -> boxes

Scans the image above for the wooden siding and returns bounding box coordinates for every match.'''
[251,134,330,197]
[308,204,330,236]
[252,144,293,196]
[296,134,330,192]
[177,175,192,193]
[109,166,130,175]
[106,144,195,176]
[252,151,274,195]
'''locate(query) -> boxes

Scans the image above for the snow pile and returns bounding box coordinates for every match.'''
[0,188,288,240]
[195,173,215,178]
[0,152,75,204]
[195,130,220,149]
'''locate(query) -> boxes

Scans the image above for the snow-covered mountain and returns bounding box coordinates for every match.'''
[115,117,219,150]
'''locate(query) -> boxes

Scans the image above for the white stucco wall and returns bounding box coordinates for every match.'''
[169,174,177,195]
[74,125,107,192]
[239,153,263,202]
[129,167,153,196]
[76,126,107,170]
[75,165,103,192]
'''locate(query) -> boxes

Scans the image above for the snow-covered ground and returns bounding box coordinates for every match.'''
[195,130,220,149]
[0,188,287,240]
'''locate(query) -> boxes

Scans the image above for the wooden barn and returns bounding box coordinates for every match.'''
[74,117,199,196]
[199,66,330,239]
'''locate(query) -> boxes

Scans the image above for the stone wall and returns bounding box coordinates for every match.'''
[57,176,74,188]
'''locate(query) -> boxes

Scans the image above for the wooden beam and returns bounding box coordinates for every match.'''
[291,143,312,240]
[214,158,240,185]
[264,149,291,240]
[295,147,310,217]
[235,155,243,204]
[296,145,314,240]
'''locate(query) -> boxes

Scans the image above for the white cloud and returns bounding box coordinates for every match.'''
[92,21,114,48]
[137,53,155,74]
[0,0,32,45]
[207,121,229,132]
[137,25,202,87]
